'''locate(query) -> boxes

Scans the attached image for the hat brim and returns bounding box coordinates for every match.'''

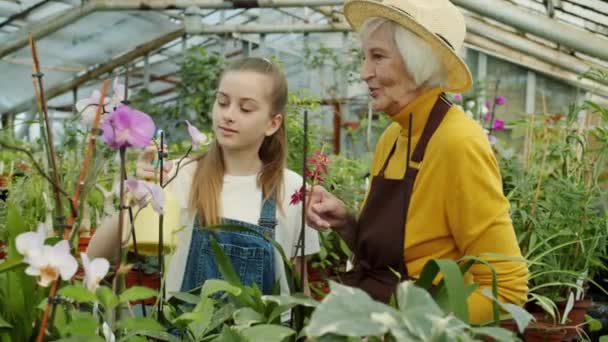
[344,0,473,93]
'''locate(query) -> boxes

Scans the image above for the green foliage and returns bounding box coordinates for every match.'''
[129,47,225,143]
[501,96,608,314]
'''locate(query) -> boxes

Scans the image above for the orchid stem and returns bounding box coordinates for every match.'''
[162,146,192,189]
[157,131,165,323]
[115,147,127,322]
[128,205,147,317]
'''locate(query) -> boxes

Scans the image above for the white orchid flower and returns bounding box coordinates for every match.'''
[15,223,46,264]
[24,240,78,287]
[124,177,165,215]
[80,253,110,292]
[75,90,111,127]
[109,77,126,112]
[465,100,475,109]
[185,120,210,149]
[102,322,115,342]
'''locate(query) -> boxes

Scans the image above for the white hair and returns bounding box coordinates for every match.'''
[358,17,447,89]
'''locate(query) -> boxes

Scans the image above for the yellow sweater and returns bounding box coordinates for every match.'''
[369,88,528,323]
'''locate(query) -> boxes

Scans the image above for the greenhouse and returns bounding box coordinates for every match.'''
[0,0,607,341]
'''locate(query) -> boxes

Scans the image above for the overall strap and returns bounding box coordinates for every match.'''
[258,194,277,230]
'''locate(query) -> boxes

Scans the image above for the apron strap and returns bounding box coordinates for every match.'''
[411,94,452,163]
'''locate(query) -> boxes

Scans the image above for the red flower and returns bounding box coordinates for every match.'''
[305,167,325,182]
[307,151,330,177]
[290,186,305,205]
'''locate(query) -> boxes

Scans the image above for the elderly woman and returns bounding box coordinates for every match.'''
[306,0,528,323]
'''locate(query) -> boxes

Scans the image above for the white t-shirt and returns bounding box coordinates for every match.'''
[164,162,320,296]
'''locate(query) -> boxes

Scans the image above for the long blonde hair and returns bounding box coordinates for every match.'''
[189,57,288,226]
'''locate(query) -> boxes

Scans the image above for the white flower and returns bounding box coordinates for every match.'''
[15,223,46,264]
[81,253,110,292]
[75,90,110,127]
[465,100,475,109]
[24,240,78,287]
[102,322,115,342]
[109,77,126,112]
[124,177,165,215]
[185,120,210,149]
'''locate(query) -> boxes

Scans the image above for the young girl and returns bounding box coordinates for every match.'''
[89,57,320,296]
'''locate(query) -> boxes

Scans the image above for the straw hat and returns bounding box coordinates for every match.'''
[344,0,473,93]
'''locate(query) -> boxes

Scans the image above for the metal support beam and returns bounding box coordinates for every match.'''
[4,29,185,115]
[452,0,608,61]
[465,32,608,97]
[0,0,343,59]
[186,22,349,34]
[465,15,608,84]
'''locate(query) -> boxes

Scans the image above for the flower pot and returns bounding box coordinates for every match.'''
[558,298,593,339]
[126,270,160,305]
[524,313,567,342]
[480,320,520,341]
[78,236,92,253]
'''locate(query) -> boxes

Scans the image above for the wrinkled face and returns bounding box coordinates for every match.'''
[360,24,415,115]
[212,71,282,153]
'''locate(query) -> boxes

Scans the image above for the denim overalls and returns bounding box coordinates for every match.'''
[180,198,277,294]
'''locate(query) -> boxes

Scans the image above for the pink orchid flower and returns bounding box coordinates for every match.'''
[101,105,156,149]
[124,177,165,215]
[185,120,210,149]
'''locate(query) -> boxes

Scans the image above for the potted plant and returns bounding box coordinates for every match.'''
[502,96,608,336]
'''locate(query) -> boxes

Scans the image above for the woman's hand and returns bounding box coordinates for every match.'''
[135,144,173,181]
[305,185,351,231]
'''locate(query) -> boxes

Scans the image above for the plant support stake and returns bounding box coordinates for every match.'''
[28,33,68,229]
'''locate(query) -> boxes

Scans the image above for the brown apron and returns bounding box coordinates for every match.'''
[341,94,452,303]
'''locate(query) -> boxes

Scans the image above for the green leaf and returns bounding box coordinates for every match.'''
[215,326,246,341]
[122,337,149,342]
[58,285,98,303]
[65,314,98,336]
[416,259,469,322]
[306,281,402,338]
[0,315,11,329]
[233,307,265,327]
[116,317,165,332]
[586,315,602,332]
[119,286,158,303]
[168,291,200,305]
[240,324,295,342]
[396,282,443,317]
[54,337,105,342]
[0,258,23,274]
[470,327,515,342]
[262,294,319,308]
[208,234,242,286]
[481,289,533,333]
[96,286,119,311]
[599,336,608,342]
[200,279,242,298]
[120,330,181,342]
